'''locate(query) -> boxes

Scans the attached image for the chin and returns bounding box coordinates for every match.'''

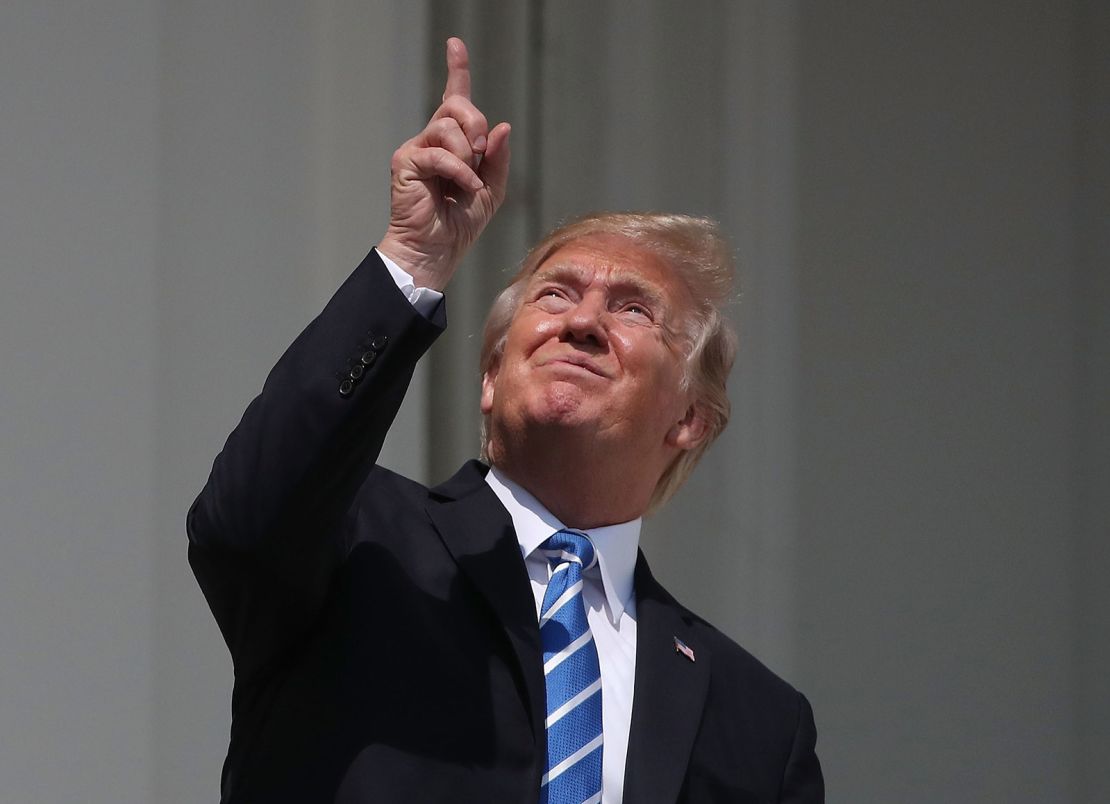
[492,380,605,440]
[534,382,595,422]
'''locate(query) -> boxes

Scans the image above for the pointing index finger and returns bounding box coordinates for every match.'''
[442,37,471,101]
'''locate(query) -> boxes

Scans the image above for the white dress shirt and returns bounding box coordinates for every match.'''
[486,467,639,804]
[378,249,640,802]
[377,248,444,317]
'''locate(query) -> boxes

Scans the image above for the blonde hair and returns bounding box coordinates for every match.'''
[479,212,738,512]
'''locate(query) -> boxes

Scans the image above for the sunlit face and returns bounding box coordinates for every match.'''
[481,234,707,467]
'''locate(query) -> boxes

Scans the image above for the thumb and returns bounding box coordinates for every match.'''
[478,122,511,203]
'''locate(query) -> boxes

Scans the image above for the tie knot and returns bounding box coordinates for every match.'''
[540,529,597,571]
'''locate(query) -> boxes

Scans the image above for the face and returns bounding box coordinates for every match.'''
[481,234,707,466]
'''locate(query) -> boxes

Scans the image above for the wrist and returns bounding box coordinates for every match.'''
[376,233,457,292]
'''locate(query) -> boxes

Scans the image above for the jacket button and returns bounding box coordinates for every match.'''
[360,350,377,366]
[370,335,388,351]
[348,364,364,380]
[338,379,355,397]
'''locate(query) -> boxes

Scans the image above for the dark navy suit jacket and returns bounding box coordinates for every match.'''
[188,251,824,803]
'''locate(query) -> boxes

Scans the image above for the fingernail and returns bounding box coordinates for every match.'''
[473,135,487,152]
[470,175,484,191]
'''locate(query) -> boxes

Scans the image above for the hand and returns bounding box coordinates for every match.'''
[377,37,511,291]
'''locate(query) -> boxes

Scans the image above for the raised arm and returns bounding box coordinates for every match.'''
[378,37,511,291]
[187,38,509,673]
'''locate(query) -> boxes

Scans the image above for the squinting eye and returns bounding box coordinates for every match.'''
[534,287,571,308]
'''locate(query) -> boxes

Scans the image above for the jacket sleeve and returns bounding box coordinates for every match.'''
[779,692,825,803]
[186,250,445,679]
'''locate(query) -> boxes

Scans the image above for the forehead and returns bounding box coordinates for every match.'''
[530,234,691,302]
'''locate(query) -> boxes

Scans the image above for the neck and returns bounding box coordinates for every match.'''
[488,427,665,529]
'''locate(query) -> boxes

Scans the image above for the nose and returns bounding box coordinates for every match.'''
[560,291,608,348]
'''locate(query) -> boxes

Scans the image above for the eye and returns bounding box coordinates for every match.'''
[536,286,566,301]
[532,285,573,311]
[619,302,654,322]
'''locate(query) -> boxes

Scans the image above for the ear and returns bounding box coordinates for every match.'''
[665,403,709,452]
[480,358,500,415]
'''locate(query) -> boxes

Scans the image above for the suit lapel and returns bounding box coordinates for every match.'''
[623,552,711,804]
[426,461,546,747]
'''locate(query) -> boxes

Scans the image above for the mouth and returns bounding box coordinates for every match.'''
[538,354,611,379]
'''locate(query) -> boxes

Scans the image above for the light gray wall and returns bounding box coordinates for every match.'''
[792,4,1080,801]
[2,2,427,802]
[1,2,1104,802]
[154,3,319,799]
[1,2,159,801]
[1074,1,1110,799]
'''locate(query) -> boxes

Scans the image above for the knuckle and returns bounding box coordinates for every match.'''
[439,95,463,112]
[431,148,454,171]
[456,108,485,132]
[427,117,465,149]
[441,96,484,126]
[469,111,489,133]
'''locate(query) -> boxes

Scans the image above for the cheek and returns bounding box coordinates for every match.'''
[504,313,558,355]
[525,316,562,343]
[619,333,681,380]
[610,329,635,352]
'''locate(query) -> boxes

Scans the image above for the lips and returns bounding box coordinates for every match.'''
[537,353,611,378]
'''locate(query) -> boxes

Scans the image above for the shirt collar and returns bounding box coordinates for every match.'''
[485,465,640,624]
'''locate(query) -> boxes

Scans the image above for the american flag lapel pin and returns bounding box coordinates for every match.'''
[673,636,696,663]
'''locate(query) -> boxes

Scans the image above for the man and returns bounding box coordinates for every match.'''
[189,38,823,803]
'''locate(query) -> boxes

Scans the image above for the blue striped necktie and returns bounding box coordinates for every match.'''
[538,529,603,804]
